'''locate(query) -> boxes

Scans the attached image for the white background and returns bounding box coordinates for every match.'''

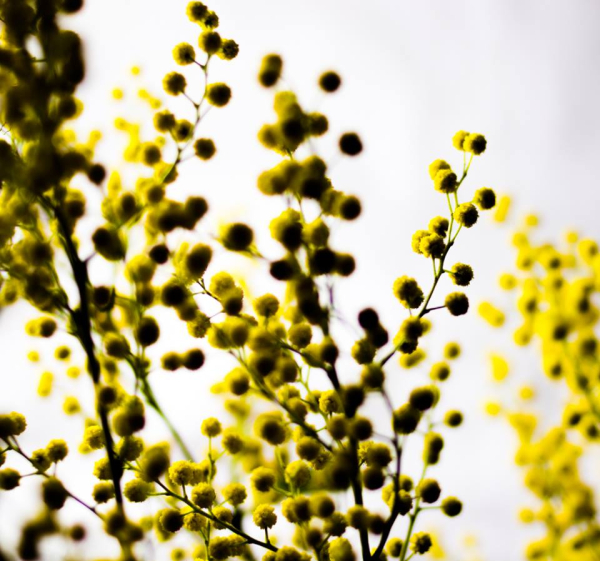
[2,1,600,559]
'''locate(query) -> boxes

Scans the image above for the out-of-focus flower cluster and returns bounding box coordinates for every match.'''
[482,216,600,560]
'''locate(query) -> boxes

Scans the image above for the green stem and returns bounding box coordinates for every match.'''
[155,480,277,553]
[5,438,101,519]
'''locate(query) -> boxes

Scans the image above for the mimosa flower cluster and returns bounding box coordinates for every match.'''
[482,216,600,560]
[0,2,495,560]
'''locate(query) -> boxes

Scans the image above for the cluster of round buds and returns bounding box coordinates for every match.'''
[0,1,488,558]
[161,349,205,371]
[258,88,330,155]
[476,216,600,557]
[393,132,496,324]
[452,130,487,155]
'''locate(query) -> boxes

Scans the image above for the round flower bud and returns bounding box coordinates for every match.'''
[411,230,429,255]
[358,308,380,331]
[347,506,369,531]
[319,71,341,92]
[46,440,68,463]
[42,477,68,510]
[350,417,373,441]
[409,386,437,411]
[417,478,441,503]
[124,479,152,503]
[423,432,444,465]
[198,30,221,54]
[160,509,184,533]
[327,416,348,440]
[342,385,365,417]
[320,390,342,415]
[441,497,463,517]
[368,514,385,535]
[351,338,376,365]
[142,143,161,166]
[419,234,445,259]
[428,159,450,180]
[335,253,356,277]
[0,468,20,490]
[253,504,277,529]
[222,429,244,454]
[463,133,487,155]
[185,244,212,279]
[254,294,279,317]
[398,317,424,343]
[428,216,449,237]
[168,460,196,486]
[270,258,297,281]
[258,54,283,87]
[360,363,384,390]
[184,197,208,224]
[92,226,125,261]
[393,276,424,309]
[449,263,473,286]
[31,449,51,472]
[223,482,247,506]
[410,532,433,555]
[434,169,457,194]
[183,349,205,370]
[0,413,26,439]
[255,412,287,445]
[339,196,361,220]
[174,119,193,141]
[285,460,311,489]
[219,39,239,60]
[445,292,469,316]
[329,538,355,561]
[251,467,276,493]
[386,538,404,558]
[452,130,469,151]
[362,466,385,490]
[87,163,106,185]
[163,72,186,96]
[187,2,208,22]
[191,483,216,508]
[474,187,496,210]
[393,404,421,434]
[296,437,321,461]
[161,280,187,307]
[310,493,335,518]
[194,138,216,160]
[201,417,222,437]
[308,112,329,135]
[454,203,479,228]
[69,524,86,541]
[92,482,114,503]
[161,352,181,372]
[154,110,176,132]
[206,83,232,107]
[444,410,463,427]
[116,436,143,461]
[222,222,253,251]
[444,342,461,359]
[339,133,362,156]
[288,323,312,348]
[135,316,160,346]
[225,368,250,396]
[140,446,170,481]
[173,42,195,65]
[93,286,114,310]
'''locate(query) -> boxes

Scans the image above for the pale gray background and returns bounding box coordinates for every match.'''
[1,1,600,559]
